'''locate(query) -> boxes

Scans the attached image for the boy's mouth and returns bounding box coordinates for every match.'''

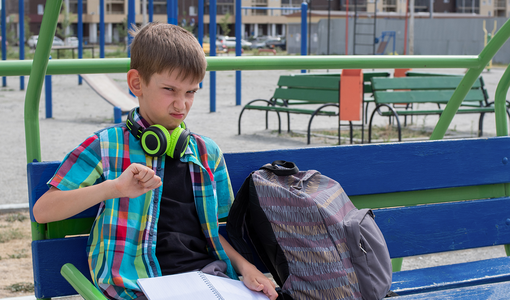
[170,113,184,119]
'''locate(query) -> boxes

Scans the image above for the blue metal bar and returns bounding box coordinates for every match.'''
[168,0,177,25]
[301,1,307,73]
[198,0,203,89]
[78,0,83,85]
[2,0,6,87]
[241,7,300,10]
[174,0,178,25]
[210,0,217,112]
[100,0,105,58]
[128,0,135,57]
[19,0,25,90]
[235,0,242,106]
[45,58,52,119]
[149,0,154,23]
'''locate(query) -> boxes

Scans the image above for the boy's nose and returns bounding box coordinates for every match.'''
[173,95,186,111]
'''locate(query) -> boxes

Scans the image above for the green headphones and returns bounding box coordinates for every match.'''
[126,108,190,159]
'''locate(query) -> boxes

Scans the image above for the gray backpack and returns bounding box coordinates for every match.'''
[227,161,392,300]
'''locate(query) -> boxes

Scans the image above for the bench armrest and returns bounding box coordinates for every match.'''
[61,263,108,300]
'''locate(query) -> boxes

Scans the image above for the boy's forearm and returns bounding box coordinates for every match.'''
[218,234,257,275]
[33,180,118,224]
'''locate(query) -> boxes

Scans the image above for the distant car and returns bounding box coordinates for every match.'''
[65,37,79,47]
[224,37,252,49]
[27,35,66,49]
[27,35,38,49]
[250,36,271,49]
[0,36,8,47]
[52,36,65,47]
[265,38,286,51]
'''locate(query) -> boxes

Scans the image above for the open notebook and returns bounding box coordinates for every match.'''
[137,271,269,300]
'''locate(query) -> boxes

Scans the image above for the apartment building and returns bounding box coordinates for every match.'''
[4,0,509,44]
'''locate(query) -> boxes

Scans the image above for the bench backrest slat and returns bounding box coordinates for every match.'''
[376,197,510,258]
[224,137,510,197]
[277,75,339,90]
[373,89,485,104]
[273,87,339,103]
[371,76,482,90]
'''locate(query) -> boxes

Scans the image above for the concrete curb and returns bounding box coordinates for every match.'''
[0,203,29,214]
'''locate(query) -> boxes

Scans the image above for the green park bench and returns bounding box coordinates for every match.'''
[238,72,390,144]
[367,75,510,142]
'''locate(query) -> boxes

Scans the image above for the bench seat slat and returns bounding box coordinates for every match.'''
[392,260,510,298]
[380,107,495,116]
[243,105,337,115]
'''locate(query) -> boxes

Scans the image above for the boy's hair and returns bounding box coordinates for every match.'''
[129,23,207,84]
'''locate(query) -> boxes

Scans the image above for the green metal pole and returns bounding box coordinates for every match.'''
[24,0,63,242]
[24,0,63,164]
[495,64,510,136]
[0,56,482,77]
[430,18,510,140]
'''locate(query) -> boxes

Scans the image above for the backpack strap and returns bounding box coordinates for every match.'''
[260,160,299,176]
[226,173,256,264]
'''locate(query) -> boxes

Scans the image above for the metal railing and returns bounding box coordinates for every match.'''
[1,0,509,164]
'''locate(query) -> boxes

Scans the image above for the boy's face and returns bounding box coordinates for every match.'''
[137,70,200,132]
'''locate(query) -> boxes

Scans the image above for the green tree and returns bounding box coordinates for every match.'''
[56,1,76,40]
[219,12,231,37]
[117,18,128,51]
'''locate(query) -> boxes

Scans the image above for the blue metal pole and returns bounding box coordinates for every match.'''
[235,0,242,105]
[174,0,178,25]
[2,0,6,87]
[198,0,204,89]
[78,0,83,85]
[19,0,25,90]
[45,57,52,119]
[210,0,217,112]
[149,0,154,23]
[301,1,308,73]
[100,0,105,58]
[168,0,177,25]
[128,0,135,57]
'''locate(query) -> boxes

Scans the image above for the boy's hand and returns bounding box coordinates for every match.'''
[241,267,278,300]
[114,163,162,198]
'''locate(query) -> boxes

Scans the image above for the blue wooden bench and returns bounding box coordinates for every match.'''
[29,137,510,299]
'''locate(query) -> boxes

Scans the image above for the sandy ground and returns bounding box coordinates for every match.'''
[0,66,509,298]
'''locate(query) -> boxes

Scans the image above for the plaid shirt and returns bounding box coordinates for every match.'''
[49,109,236,299]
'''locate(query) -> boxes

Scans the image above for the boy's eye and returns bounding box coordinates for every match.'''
[187,90,198,94]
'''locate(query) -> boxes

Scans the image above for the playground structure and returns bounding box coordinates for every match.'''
[3,0,510,298]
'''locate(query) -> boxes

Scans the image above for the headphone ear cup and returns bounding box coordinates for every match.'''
[167,125,191,159]
[141,125,170,157]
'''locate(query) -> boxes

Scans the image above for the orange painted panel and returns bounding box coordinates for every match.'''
[394,68,412,77]
[340,69,363,121]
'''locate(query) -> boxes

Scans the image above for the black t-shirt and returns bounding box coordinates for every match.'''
[155,157,215,275]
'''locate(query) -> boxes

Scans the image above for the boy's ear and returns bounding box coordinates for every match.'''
[127,69,143,97]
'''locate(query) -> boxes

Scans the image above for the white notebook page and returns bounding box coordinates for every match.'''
[137,271,268,300]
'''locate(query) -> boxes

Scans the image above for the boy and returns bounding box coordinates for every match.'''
[33,23,277,300]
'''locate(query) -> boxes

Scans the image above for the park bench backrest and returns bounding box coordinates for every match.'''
[371,76,489,105]
[28,137,510,299]
[271,72,392,105]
